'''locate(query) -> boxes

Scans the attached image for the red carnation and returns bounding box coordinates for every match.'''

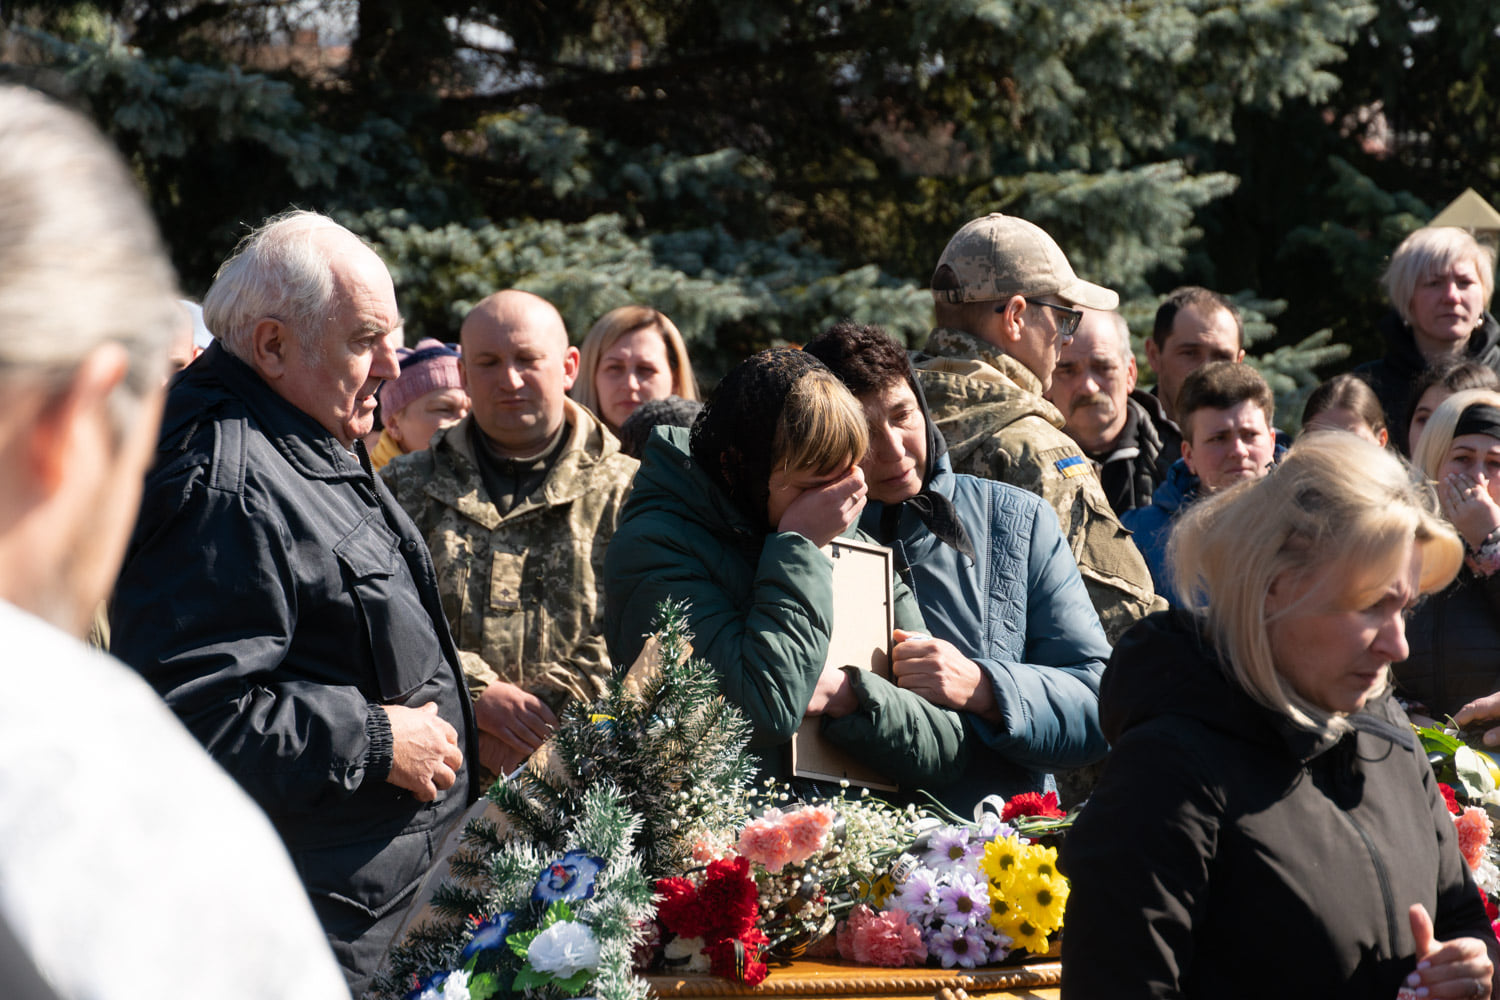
[1441,783,1462,816]
[705,929,769,985]
[696,856,761,940]
[1001,791,1065,821]
[1483,888,1498,923]
[655,876,710,939]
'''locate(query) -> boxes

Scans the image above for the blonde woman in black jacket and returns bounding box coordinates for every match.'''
[1063,433,1498,999]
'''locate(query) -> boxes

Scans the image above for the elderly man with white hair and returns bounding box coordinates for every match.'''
[111,210,477,992]
[0,88,349,998]
[1045,307,1177,515]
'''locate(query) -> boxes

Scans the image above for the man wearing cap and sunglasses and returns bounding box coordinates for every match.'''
[913,213,1163,645]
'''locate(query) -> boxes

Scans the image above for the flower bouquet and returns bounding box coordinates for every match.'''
[1417,723,1500,934]
[375,606,1076,998]
[836,791,1073,969]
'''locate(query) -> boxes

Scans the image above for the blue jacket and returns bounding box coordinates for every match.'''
[1123,438,1289,607]
[860,454,1111,810]
[1120,457,1200,607]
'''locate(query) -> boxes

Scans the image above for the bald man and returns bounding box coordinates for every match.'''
[382,291,639,777]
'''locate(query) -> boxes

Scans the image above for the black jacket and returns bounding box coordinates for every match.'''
[112,343,478,931]
[1397,567,1500,720]
[1355,309,1500,454]
[1062,610,1491,999]
[1093,389,1179,515]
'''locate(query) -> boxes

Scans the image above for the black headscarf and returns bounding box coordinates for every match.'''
[1454,403,1500,442]
[690,348,827,533]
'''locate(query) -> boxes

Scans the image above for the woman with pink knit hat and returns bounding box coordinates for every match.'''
[370,339,471,469]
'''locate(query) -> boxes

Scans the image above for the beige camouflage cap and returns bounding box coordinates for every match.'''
[930,213,1119,310]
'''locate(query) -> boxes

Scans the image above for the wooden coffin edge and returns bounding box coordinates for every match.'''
[644,958,1063,997]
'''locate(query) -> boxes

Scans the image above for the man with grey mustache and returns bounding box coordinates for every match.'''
[1046,308,1175,515]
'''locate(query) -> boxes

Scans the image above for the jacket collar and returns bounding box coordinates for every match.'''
[420,398,618,529]
[1378,308,1500,375]
[921,327,1049,396]
[1107,609,1418,765]
[188,342,368,483]
[860,452,961,562]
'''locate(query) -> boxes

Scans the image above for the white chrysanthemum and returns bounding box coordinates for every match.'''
[1476,853,1500,896]
[527,921,602,978]
[418,969,470,1000]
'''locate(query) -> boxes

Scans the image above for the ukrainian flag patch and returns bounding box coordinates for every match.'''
[1055,454,1091,478]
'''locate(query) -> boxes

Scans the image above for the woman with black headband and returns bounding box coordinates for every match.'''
[1401,389,1500,726]
[602,347,970,792]
[804,322,1110,812]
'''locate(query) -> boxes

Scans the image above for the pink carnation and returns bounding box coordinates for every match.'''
[1456,806,1494,871]
[737,812,796,873]
[835,905,926,968]
[784,806,835,863]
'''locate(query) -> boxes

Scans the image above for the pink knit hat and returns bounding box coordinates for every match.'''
[380,339,464,417]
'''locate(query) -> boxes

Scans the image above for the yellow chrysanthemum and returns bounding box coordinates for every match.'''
[1013,870,1069,933]
[1017,842,1060,883]
[981,835,1025,889]
[988,890,1019,932]
[1007,916,1052,956]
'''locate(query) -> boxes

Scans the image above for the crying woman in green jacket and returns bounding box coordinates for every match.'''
[602,347,969,792]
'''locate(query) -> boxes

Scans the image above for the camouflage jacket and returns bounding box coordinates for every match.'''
[915,327,1164,643]
[381,400,639,710]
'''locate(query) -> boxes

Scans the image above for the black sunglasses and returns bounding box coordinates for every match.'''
[996,297,1083,340]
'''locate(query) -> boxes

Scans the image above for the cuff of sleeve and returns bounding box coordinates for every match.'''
[364,704,394,782]
[1467,527,1500,578]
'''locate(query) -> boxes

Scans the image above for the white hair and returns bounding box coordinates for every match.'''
[0,86,179,427]
[202,210,359,363]
[1102,310,1132,360]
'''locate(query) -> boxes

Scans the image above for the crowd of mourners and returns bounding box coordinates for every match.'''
[5,82,1500,1000]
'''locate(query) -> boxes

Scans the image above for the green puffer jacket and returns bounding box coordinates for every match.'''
[604,427,970,791]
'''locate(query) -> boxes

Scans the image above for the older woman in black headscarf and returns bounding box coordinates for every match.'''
[602,348,969,789]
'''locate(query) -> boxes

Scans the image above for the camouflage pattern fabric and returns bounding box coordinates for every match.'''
[381,399,638,712]
[915,327,1164,644]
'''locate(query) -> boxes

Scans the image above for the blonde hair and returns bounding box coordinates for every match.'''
[571,305,699,419]
[776,367,868,476]
[1411,388,1500,481]
[0,86,179,431]
[1170,432,1462,734]
[1383,227,1497,328]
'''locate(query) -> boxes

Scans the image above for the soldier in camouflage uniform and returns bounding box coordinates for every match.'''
[382,291,638,778]
[916,214,1163,644]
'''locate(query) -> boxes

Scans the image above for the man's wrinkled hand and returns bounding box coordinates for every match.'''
[474,679,559,768]
[383,702,462,802]
[1455,692,1500,748]
[478,732,527,776]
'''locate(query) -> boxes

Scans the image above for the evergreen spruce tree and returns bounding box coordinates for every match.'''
[3,0,1435,386]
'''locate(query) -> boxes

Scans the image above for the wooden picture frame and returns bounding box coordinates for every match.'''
[789,537,898,791]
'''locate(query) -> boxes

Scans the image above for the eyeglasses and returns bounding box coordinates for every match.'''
[996,298,1083,340]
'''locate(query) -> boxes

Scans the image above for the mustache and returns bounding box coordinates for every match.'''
[1069,392,1116,419]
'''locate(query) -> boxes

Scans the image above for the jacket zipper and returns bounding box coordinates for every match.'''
[1347,807,1400,952]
